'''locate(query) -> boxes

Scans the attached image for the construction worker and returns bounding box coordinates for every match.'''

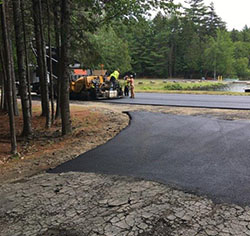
[124,75,129,96]
[110,69,120,89]
[128,74,135,98]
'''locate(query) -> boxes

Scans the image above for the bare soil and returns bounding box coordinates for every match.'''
[0,102,129,184]
[1,100,250,185]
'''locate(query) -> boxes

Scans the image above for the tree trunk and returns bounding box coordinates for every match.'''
[32,0,51,128]
[1,2,17,154]
[5,2,19,116]
[20,0,32,117]
[0,50,7,111]
[32,0,45,114]
[38,0,51,128]
[214,58,217,80]
[12,0,32,136]
[53,0,61,119]
[60,0,71,135]
[46,0,55,124]
[168,43,174,78]
[9,40,19,116]
[0,71,4,110]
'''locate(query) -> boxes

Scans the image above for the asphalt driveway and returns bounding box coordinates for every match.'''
[102,93,250,110]
[50,111,250,206]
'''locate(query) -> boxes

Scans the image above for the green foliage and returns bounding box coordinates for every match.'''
[230,29,242,42]
[183,32,200,72]
[69,0,249,79]
[164,83,182,90]
[119,17,154,76]
[205,30,235,76]
[74,0,176,25]
[68,0,176,70]
[232,41,250,78]
[234,58,250,78]
[163,82,225,91]
[135,80,226,91]
[241,25,250,42]
[89,26,132,73]
[203,2,226,37]
[234,41,250,60]
[147,13,171,77]
[6,0,248,81]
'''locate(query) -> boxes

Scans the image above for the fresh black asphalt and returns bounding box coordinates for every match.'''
[102,93,250,110]
[50,111,250,206]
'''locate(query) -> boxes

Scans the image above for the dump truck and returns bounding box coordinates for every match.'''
[70,74,123,100]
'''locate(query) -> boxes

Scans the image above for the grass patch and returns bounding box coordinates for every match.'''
[135,89,249,96]
[135,79,225,91]
[163,82,224,91]
[133,79,250,96]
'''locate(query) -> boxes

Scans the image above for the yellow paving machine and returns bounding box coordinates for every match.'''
[70,74,123,100]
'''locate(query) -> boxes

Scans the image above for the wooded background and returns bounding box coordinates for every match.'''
[0,0,249,154]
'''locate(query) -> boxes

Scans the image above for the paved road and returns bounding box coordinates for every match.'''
[50,111,250,206]
[102,93,250,109]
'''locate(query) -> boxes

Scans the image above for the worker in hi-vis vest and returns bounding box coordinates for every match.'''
[110,69,120,88]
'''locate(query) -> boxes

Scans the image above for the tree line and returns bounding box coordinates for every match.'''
[0,0,174,154]
[86,0,250,79]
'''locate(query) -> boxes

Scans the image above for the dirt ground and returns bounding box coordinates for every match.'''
[1,100,250,185]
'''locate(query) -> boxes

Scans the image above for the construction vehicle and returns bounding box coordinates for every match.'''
[30,42,124,100]
[70,73,123,100]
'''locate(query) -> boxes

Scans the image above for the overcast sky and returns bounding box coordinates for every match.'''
[173,0,250,31]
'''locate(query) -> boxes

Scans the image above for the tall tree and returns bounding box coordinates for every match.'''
[20,0,32,117]
[32,0,51,128]
[12,0,32,136]
[0,49,7,111]
[241,25,250,42]
[149,13,171,77]
[0,70,4,110]
[46,0,55,124]
[205,30,235,78]
[204,2,225,38]
[230,29,242,42]
[9,35,19,116]
[53,0,61,119]
[125,17,154,76]
[60,0,72,135]
[4,0,19,116]
[184,0,207,32]
[90,26,132,73]
[1,1,17,154]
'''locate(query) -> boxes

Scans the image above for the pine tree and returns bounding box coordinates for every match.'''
[60,0,72,135]
[204,2,226,38]
[0,0,17,154]
[12,0,32,136]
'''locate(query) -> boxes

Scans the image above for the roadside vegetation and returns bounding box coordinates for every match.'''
[135,79,225,91]
[134,79,249,96]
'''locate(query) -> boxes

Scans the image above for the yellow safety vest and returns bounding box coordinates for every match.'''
[110,70,119,80]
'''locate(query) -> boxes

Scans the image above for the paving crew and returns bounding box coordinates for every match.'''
[110,69,120,89]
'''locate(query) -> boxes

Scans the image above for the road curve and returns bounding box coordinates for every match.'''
[101,93,250,110]
[49,111,250,206]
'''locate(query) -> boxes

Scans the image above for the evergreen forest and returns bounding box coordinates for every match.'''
[88,1,250,79]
